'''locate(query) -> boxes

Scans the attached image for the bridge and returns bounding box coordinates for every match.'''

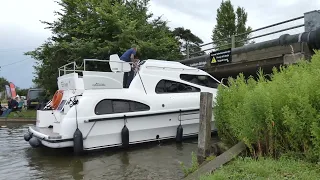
[179,10,320,82]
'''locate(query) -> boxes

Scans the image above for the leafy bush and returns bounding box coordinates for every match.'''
[214,50,320,161]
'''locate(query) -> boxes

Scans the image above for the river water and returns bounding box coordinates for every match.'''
[0,123,202,180]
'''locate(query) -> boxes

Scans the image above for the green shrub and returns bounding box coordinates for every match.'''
[214,50,320,161]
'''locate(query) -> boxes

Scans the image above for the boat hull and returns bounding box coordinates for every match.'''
[26,110,216,150]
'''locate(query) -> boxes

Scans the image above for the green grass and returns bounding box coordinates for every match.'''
[201,157,320,180]
[7,109,36,119]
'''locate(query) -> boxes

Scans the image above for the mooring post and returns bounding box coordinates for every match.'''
[197,92,212,165]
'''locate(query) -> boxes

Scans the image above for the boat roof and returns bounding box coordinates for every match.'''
[141,59,196,69]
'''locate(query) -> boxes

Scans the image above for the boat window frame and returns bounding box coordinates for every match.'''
[155,79,201,94]
[94,99,150,115]
[57,100,66,111]
[179,74,219,89]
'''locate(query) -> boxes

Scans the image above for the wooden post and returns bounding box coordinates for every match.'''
[197,92,212,165]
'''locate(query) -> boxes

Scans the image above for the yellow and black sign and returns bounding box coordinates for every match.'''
[211,57,217,63]
[210,48,232,64]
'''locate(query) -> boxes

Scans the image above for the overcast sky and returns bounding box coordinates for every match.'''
[0,0,319,88]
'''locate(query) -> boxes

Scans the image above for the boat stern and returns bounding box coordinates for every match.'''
[24,126,73,149]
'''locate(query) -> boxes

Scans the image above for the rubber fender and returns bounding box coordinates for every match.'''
[29,137,41,148]
[73,128,84,156]
[176,124,183,143]
[121,125,129,148]
[24,133,32,141]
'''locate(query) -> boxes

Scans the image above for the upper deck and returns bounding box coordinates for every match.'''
[56,54,221,91]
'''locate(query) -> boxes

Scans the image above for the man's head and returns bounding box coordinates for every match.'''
[132,44,138,51]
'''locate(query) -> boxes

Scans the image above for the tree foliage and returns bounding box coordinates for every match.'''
[0,77,9,91]
[173,27,205,58]
[25,0,182,95]
[15,88,29,96]
[211,0,252,49]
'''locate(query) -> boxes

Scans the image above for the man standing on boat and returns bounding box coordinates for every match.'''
[120,44,139,88]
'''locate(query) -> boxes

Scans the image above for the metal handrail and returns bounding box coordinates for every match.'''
[184,14,306,58]
[58,62,76,76]
[58,58,136,76]
[83,59,133,71]
[235,16,304,37]
[237,24,304,42]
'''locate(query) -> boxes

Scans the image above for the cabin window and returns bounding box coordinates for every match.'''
[155,79,200,94]
[95,100,113,115]
[180,74,219,88]
[129,101,149,111]
[95,99,150,115]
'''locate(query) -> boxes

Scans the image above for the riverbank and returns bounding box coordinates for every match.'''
[0,110,36,124]
[184,52,320,179]
[201,156,320,180]
[0,118,35,123]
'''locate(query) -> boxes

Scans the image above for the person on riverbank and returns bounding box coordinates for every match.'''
[120,44,139,88]
[1,97,18,117]
[0,102,4,116]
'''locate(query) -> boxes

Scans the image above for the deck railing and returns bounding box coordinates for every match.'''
[58,59,135,76]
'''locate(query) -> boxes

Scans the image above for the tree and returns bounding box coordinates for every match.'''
[211,0,252,50]
[0,77,9,91]
[25,0,182,95]
[173,27,205,58]
[0,77,9,100]
[15,88,29,96]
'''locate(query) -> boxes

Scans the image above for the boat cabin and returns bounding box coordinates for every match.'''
[56,54,221,94]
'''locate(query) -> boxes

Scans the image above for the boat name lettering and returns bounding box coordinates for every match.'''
[93,83,106,86]
[61,81,69,87]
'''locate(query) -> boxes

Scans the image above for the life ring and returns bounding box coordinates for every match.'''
[50,90,63,109]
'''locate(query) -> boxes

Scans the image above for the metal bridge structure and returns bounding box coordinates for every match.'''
[179,10,320,82]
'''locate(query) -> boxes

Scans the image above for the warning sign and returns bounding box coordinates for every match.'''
[211,57,216,63]
[210,48,232,64]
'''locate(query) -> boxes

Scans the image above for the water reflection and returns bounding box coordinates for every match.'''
[1,124,201,180]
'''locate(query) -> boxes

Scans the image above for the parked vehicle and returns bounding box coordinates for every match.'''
[26,88,45,109]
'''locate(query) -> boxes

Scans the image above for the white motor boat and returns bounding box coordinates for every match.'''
[24,54,220,154]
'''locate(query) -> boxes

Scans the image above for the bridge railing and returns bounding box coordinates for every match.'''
[183,15,305,59]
